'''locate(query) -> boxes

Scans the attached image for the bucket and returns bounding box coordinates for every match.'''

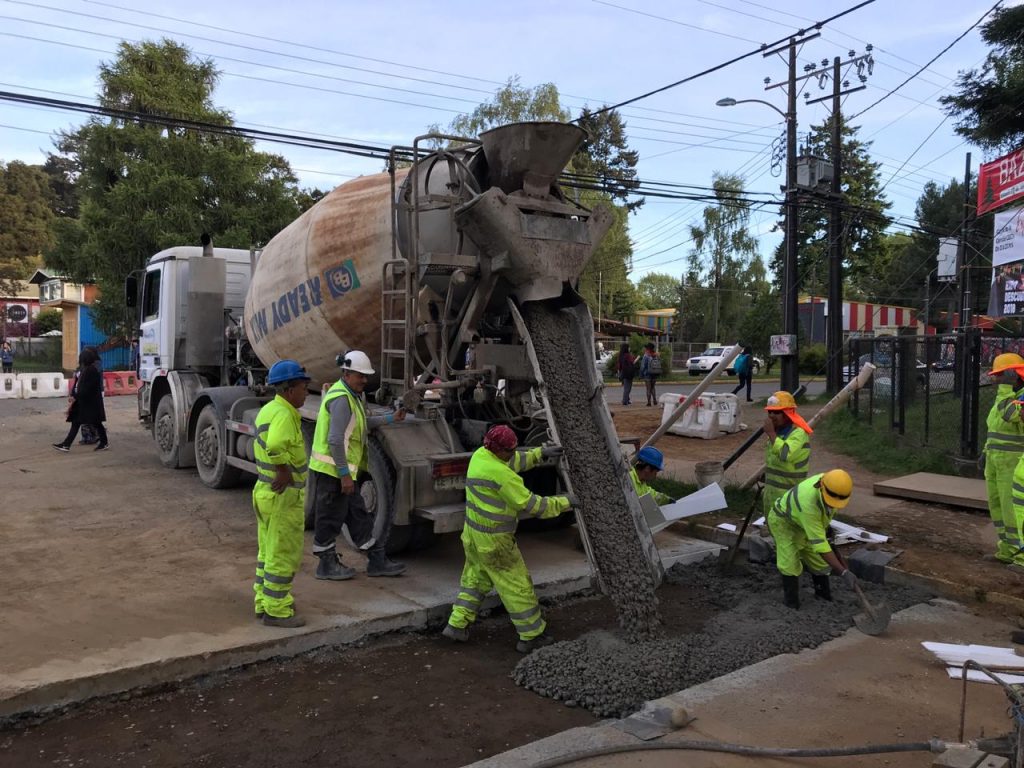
[694,460,724,488]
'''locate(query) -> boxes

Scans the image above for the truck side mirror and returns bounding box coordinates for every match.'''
[125,274,138,308]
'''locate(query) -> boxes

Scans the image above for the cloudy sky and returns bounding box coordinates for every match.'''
[0,0,1009,281]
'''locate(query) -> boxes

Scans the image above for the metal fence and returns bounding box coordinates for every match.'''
[846,330,1020,463]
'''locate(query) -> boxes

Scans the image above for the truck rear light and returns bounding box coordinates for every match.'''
[432,458,470,480]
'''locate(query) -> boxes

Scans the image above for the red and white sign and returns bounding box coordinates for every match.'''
[978,147,1024,216]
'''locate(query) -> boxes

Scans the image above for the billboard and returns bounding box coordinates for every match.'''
[988,207,1024,318]
[978,147,1024,216]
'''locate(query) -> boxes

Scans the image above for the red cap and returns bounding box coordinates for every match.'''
[484,425,518,452]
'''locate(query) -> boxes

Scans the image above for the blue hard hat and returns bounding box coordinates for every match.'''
[267,359,311,385]
[636,446,664,471]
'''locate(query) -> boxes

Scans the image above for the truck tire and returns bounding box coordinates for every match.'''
[194,404,241,489]
[361,438,436,555]
[153,395,182,469]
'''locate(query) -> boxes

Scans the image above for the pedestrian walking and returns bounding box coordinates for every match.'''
[617,343,636,406]
[767,469,857,609]
[308,350,407,580]
[52,347,108,452]
[640,343,662,407]
[442,425,574,653]
[982,354,1024,567]
[731,346,754,402]
[1,341,13,373]
[252,360,311,628]
[761,390,812,517]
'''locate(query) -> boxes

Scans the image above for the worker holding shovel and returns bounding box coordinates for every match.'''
[767,469,857,609]
[762,391,813,517]
[983,354,1024,568]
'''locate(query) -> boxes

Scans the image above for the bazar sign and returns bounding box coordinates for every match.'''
[978,147,1024,216]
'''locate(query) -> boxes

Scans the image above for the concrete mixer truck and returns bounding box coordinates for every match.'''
[126,122,613,551]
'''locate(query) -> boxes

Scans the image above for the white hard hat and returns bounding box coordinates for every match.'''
[338,349,375,375]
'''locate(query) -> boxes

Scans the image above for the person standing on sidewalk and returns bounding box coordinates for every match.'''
[762,391,812,517]
[617,343,636,406]
[985,354,1024,568]
[252,360,311,628]
[309,350,407,580]
[1,341,13,374]
[640,343,662,407]
[731,346,754,402]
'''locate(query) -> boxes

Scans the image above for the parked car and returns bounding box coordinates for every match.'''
[844,352,927,387]
[687,346,763,376]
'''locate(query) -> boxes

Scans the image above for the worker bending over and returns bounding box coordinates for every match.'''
[630,446,673,505]
[762,391,812,516]
[309,350,407,580]
[443,425,574,653]
[767,469,857,609]
[983,354,1024,567]
[253,360,311,628]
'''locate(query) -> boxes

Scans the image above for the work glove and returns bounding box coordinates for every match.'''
[840,569,858,589]
[563,493,580,509]
[541,444,564,460]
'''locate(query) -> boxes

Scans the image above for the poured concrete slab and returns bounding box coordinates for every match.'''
[873,471,987,510]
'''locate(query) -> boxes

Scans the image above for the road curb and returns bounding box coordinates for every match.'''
[0,574,592,723]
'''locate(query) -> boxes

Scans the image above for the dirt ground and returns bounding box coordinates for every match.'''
[608,399,1024,604]
[0,584,713,768]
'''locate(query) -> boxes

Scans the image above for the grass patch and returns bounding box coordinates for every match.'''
[652,476,759,511]
[7,359,64,373]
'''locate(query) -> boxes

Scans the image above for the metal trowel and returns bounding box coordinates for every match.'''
[852,582,891,636]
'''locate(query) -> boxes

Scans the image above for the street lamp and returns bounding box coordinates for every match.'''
[718,93,800,393]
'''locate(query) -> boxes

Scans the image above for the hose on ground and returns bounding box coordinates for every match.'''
[529,738,945,767]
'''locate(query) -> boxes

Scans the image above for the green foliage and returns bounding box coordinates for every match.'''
[798,342,827,374]
[941,6,1024,153]
[736,286,781,372]
[0,161,55,294]
[33,308,62,335]
[45,39,310,331]
[447,77,569,137]
[774,117,891,298]
[634,272,681,309]
[815,407,953,475]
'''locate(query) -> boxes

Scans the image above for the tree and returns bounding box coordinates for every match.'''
[774,116,891,298]
[941,6,1024,153]
[688,174,761,343]
[46,39,309,329]
[634,272,681,309]
[33,308,62,335]
[0,161,55,295]
[444,77,569,138]
[737,286,782,373]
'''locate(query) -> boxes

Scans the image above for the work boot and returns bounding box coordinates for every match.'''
[442,624,470,643]
[262,613,305,628]
[366,549,406,577]
[516,632,555,654]
[781,575,800,610]
[812,574,832,601]
[315,551,356,581]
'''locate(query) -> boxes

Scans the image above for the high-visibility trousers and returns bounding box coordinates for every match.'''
[762,483,797,519]
[447,533,546,640]
[986,450,1021,562]
[766,511,830,577]
[253,485,305,618]
[1006,458,1024,566]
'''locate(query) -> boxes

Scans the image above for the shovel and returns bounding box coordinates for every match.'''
[851,581,891,636]
[718,484,763,572]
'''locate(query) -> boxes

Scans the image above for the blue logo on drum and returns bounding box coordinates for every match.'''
[324,260,360,298]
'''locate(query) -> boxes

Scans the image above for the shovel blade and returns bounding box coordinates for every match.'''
[853,601,892,636]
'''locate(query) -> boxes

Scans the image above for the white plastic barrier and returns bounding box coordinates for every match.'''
[0,374,21,399]
[658,392,742,440]
[17,372,68,398]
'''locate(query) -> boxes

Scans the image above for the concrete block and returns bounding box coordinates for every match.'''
[847,547,896,584]
[932,747,986,768]
[976,756,1009,768]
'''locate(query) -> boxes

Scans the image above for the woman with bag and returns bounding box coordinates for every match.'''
[53,347,108,452]
[617,343,636,406]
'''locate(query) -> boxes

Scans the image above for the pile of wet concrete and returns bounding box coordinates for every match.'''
[513,559,931,718]
[523,302,663,642]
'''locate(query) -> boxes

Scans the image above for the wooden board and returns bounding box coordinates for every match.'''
[873,472,987,510]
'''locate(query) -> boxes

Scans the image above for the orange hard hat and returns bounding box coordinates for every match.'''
[765,391,797,411]
[989,353,1024,376]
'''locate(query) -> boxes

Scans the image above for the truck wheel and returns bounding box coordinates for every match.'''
[361,438,436,555]
[153,395,182,469]
[194,404,241,489]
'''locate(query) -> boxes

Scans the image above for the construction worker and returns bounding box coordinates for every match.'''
[767,469,856,609]
[253,360,311,628]
[309,350,407,580]
[442,425,574,653]
[983,353,1024,566]
[630,446,673,505]
[762,391,812,516]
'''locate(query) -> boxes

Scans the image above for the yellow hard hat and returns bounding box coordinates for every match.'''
[819,469,853,509]
[765,391,797,411]
[989,353,1024,376]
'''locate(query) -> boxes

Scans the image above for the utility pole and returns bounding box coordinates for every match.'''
[826,57,844,394]
[781,39,800,393]
[956,153,974,331]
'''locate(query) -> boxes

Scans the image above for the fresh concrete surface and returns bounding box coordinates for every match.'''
[1,396,719,718]
[469,600,1017,768]
[874,471,988,510]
